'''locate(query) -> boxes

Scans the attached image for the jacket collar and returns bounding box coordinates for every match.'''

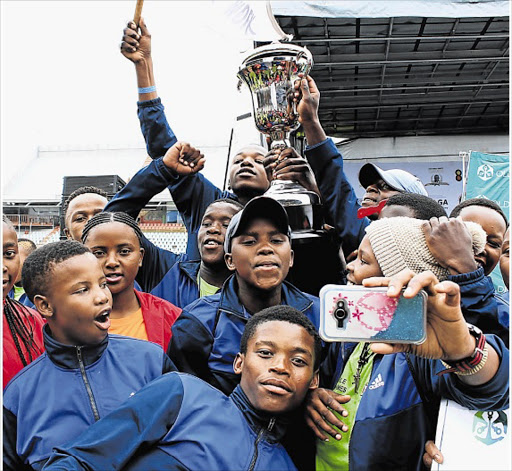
[179,259,202,283]
[218,275,313,318]
[43,323,108,369]
[230,385,288,444]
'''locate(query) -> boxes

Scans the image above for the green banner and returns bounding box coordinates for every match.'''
[465,152,509,294]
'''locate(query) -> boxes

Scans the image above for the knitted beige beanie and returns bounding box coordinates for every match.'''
[365,217,487,281]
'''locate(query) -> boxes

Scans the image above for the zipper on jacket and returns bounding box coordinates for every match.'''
[247,418,276,471]
[76,346,100,422]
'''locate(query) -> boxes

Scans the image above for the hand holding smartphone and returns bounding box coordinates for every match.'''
[319,285,427,344]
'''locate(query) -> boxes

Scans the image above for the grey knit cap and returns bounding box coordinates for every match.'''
[365,217,487,281]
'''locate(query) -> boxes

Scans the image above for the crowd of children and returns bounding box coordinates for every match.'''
[1,17,509,471]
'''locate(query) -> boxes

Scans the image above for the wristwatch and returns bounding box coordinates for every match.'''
[438,324,488,376]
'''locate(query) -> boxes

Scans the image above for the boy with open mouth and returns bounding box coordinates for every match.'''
[3,240,174,470]
[42,305,321,471]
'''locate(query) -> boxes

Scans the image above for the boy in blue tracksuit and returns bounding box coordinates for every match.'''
[105,141,243,308]
[42,305,322,471]
[168,196,320,394]
[3,241,174,471]
[168,196,321,469]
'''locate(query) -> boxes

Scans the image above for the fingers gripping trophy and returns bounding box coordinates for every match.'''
[237,43,322,232]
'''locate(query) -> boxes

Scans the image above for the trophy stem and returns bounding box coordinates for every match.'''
[268,130,300,192]
[269,130,289,150]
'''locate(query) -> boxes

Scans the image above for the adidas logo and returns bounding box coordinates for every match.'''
[369,374,385,390]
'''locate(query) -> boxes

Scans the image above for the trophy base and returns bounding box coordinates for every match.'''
[287,228,344,296]
[264,179,322,232]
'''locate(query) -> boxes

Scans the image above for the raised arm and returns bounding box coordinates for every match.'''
[365,270,505,392]
[295,75,368,255]
[422,217,509,344]
[120,19,235,259]
[105,142,205,292]
[121,18,177,159]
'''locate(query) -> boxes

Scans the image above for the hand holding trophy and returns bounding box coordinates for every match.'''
[237,43,321,232]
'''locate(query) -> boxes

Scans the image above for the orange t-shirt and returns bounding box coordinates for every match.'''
[109,308,148,342]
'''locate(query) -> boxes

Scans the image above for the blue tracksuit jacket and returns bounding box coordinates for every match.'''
[449,267,509,345]
[168,274,320,395]
[167,274,321,470]
[495,290,509,329]
[321,335,509,471]
[304,138,369,256]
[3,325,174,471]
[42,375,297,471]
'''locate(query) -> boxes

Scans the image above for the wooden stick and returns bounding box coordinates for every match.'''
[133,0,144,27]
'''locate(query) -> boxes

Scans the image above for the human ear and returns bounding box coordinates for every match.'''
[309,370,320,390]
[233,352,244,374]
[225,253,236,271]
[33,295,53,320]
[289,249,294,268]
[64,227,71,239]
[138,247,145,267]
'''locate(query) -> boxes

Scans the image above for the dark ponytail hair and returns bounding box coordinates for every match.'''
[3,296,43,367]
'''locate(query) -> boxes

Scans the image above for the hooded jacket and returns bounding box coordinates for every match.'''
[42,374,297,471]
[3,325,174,471]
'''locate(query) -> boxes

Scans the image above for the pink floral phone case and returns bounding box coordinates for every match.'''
[319,285,427,344]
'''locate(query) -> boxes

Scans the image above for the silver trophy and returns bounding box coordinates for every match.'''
[237,43,322,231]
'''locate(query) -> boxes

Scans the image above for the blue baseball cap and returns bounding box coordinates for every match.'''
[359,163,428,196]
[224,196,292,253]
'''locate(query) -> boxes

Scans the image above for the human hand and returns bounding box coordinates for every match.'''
[423,440,443,468]
[120,18,151,64]
[305,388,351,441]
[422,217,478,275]
[293,75,320,124]
[364,269,475,362]
[163,142,205,176]
[264,147,321,196]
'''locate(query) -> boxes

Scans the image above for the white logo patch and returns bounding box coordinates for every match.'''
[369,373,385,390]
[477,164,494,181]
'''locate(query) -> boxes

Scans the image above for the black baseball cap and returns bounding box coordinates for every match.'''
[224,196,292,253]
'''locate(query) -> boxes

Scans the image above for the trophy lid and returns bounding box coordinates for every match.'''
[240,42,313,69]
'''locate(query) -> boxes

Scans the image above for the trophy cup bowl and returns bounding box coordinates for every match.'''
[237,43,322,232]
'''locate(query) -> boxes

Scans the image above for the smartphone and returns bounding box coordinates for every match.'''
[319,285,427,344]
